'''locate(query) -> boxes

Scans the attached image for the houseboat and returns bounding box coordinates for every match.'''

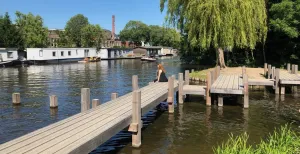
[0,48,30,67]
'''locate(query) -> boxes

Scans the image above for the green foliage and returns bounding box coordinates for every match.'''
[65,14,89,47]
[214,124,300,154]
[81,24,104,50]
[119,20,150,45]
[15,11,48,48]
[161,0,268,50]
[0,12,23,48]
[269,0,300,38]
[56,30,71,47]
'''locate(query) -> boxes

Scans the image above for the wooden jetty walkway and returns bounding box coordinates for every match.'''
[0,76,178,154]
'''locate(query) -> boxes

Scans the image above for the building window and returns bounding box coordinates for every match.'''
[53,51,56,57]
[39,50,43,57]
[68,51,71,56]
[7,52,13,58]
[61,51,64,56]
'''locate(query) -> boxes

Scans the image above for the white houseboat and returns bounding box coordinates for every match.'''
[26,48,135,64]
[0,48,19,67]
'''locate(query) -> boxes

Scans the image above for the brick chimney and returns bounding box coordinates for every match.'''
[112,15,115,40]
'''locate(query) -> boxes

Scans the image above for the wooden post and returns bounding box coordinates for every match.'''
[264,63,267,76]
[178,73,184,104]
[132,75,139,91]
[81,88,90,112]
[49,95,58,108]
[292,64,295,74]
[191,69,194,73]
[295,65,298,75]
[168,77,174,113]
[185,70,190,85]
[287,63,291,73]
[243,75,249,108]
[275,69,280,94]
[111,93,118,100]
[272,67,275,80]
[218,95,223,107]
[171,75,175,79]
[280,86,285,95]
[216,66,220,77]
[128,90,142,148]
[92,99,100,108]
[268,65,271,79]
[12,93,21,105]
[206,72,211,106]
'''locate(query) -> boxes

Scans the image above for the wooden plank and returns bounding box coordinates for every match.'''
[248,79,274,86]
[0,83,166,153]
[227,75,234,90]
[183,85,206,96]
[211,75,223,89]
[280,80,300,85]
[210,88,243,95]
[233,75,239,90]
[221,75,231,89]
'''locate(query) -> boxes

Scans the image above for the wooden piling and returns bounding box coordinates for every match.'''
[191,69,194,73]
[242,66,246,77]
[81,88,90,112]
[292,64,295,74]
[206,72,212,106]
[168,77,174,113]
[12,93,21,105]
[111,93,118,100]
[287,63,291,73]
[92,99,100,108]
[243,75,249,108]
[132,75,139,91]
[272,67,275,80]
[218,96,223,107]
[275,69,280,94]
[49,95,58,108]
[185,70,190,85]
[264,63,267,76]
[295,65,298,75]
[268,65,271,79]
[178,73,184,104]
[128,90,142,148]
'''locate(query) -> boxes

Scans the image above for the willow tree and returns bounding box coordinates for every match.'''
[160,0,268,68]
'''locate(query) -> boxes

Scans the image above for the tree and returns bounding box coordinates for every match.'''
[56,30,72,47]
[81,24,104,50]
[160,0,268,68]
[0,12,23,48]
[15,11,48,48]
[119,20,150,46]
[65,14,89,47]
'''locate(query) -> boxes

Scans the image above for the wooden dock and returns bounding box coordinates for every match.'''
[0,77,178,154]
[210,74,244,95]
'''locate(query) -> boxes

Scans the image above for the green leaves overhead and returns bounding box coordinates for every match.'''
[160,0,268,50]
[0,12,23,48]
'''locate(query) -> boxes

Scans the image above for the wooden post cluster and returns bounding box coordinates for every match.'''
[111,93,118,100]
[128,90,142,148]
[206,72,211,106]
[81,88,90,112]
[49,95,58,108]
[264,63,268,76]
[243,75,249,108]
[185,70,190,85]
[178,73,184,104]
[168,77,175,113]
[12,93,21,105]
[132,75,139,91]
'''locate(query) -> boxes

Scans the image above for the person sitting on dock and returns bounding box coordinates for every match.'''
[154,64,168,82]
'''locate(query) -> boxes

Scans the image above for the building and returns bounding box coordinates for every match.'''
[48,29,64,48]
[133,46,177,57]
[26,48,135,63]
[0,48,19,62]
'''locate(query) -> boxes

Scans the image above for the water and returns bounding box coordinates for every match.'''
[0,57,299,154]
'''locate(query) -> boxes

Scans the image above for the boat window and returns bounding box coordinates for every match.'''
[61,51,64,56]
[68,51,71,56]
[39,50,43,57]
[53,51,56,57]
[7,52,13,58]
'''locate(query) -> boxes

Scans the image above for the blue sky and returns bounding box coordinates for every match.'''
[0,0,167,34]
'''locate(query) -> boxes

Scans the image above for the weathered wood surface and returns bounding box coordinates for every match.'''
[248,79,274,86]
[182,85,206,96]
[211,74,244,94]
[279,70,300,85]
[0,82,178,154]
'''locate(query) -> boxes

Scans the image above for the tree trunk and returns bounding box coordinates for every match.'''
[217,48,226,69]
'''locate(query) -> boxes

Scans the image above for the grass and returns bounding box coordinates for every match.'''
[213,124,300,154]
[189,68,214,80]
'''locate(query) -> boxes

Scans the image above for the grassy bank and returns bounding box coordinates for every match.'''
[214,124,300,154]
[189,68,214,81]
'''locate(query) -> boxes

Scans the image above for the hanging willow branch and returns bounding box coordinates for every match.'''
[160,0,268,50]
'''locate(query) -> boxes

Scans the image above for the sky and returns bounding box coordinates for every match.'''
[0,0,167,34]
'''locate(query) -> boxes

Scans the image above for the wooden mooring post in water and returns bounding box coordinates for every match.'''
[12,93,21,105]
[49,95,58,108]
[111,93,118,100]
[178,73,184,104]
[81,88,90,112]
[168,76,175,113]
[128,90,142,148]
[92,99,100,108]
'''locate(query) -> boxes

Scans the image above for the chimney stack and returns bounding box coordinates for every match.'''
[112,15,115,40]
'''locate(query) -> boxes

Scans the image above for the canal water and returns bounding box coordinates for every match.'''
[0,57,299,154]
